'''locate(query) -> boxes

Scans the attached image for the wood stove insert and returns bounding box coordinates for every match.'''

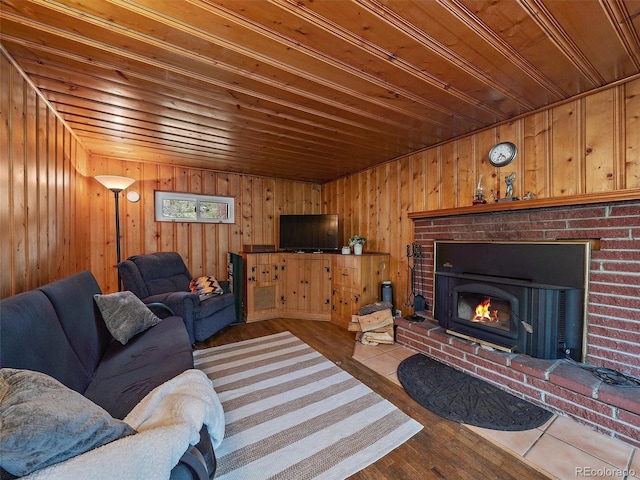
[433,241,590,361]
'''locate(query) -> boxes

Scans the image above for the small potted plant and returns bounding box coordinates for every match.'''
[349,235,366,255]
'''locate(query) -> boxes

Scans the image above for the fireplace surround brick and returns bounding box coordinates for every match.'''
[397,199,640,446]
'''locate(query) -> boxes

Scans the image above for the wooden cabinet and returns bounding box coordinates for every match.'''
[240,252,389,327]
[331,253,390,329]
[281,254,331,320]
[242,253,281,322]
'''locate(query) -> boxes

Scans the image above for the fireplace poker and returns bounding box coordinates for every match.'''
[413,244,426,313]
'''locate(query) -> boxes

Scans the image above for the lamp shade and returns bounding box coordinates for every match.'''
[95,175,135,192]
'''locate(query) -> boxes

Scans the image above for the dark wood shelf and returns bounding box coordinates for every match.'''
[408,189,640,219]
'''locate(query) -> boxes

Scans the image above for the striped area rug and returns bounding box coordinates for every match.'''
[193,331,423,480]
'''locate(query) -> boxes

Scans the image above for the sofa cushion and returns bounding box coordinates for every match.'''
[39,271,111,376]
[94,291,162,345]
[0,291,91,393]
[83,316,194,419]
[0,369,135,477]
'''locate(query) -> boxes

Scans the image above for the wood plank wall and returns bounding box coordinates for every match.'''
[1,49,320,296]
[3,44,639,306]
[322,77,640,316]
[87,157,321,292]
[1,53,90,298]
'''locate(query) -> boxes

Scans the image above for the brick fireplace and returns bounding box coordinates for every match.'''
[396,199,640,447]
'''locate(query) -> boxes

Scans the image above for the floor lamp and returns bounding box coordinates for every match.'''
[95,175,135,291]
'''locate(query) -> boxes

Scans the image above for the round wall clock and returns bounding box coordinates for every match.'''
[488,141,517,167]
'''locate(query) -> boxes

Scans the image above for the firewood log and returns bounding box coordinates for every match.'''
[356,301,393,316]
[352,309,394,332]
[360,324,395,345]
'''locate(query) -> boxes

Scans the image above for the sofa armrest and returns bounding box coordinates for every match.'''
[143,292,200,310]
[142,292,200,343]
[146,302,176,316]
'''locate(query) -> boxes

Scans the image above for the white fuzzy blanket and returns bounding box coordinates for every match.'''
[25,369,225,480]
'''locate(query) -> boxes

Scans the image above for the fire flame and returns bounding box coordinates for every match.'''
[472,298,499,322]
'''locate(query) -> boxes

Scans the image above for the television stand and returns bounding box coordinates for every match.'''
[239,252,390,328]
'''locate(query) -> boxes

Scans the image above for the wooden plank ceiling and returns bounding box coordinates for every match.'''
[2,0,640,183]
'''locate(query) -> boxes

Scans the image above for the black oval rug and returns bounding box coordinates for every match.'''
[397,354,553,431]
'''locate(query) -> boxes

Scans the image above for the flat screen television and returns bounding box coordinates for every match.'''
[279,214,340,252]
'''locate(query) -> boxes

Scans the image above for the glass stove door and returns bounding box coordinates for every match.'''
[457,291,512,332]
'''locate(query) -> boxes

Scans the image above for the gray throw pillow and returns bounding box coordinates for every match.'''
[94,291,162,344]
[0,369,135,477]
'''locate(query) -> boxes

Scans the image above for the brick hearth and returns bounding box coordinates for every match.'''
[396,199,640,447]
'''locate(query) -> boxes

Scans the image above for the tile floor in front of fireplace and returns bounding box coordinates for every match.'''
[352,342,639,480]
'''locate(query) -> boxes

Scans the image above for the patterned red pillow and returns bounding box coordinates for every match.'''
[189,275,224,300]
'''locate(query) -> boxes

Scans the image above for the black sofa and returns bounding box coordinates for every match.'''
[0,271,217,479]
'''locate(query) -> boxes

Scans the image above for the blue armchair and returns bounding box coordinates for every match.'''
[118,252,236,344]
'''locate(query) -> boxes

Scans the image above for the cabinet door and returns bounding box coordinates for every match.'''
[306,258,331,314]
[281,255,331,318]
[332,288,360,329]
[251,254,275,283]
[333,265,358,290]
[244,254,279,322]
[281,256,303,312]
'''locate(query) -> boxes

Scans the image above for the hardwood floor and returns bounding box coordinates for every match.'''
[197,318,551,480]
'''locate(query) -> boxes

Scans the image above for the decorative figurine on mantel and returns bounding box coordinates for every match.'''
[498,172,519,202]
[473,174,488,205]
